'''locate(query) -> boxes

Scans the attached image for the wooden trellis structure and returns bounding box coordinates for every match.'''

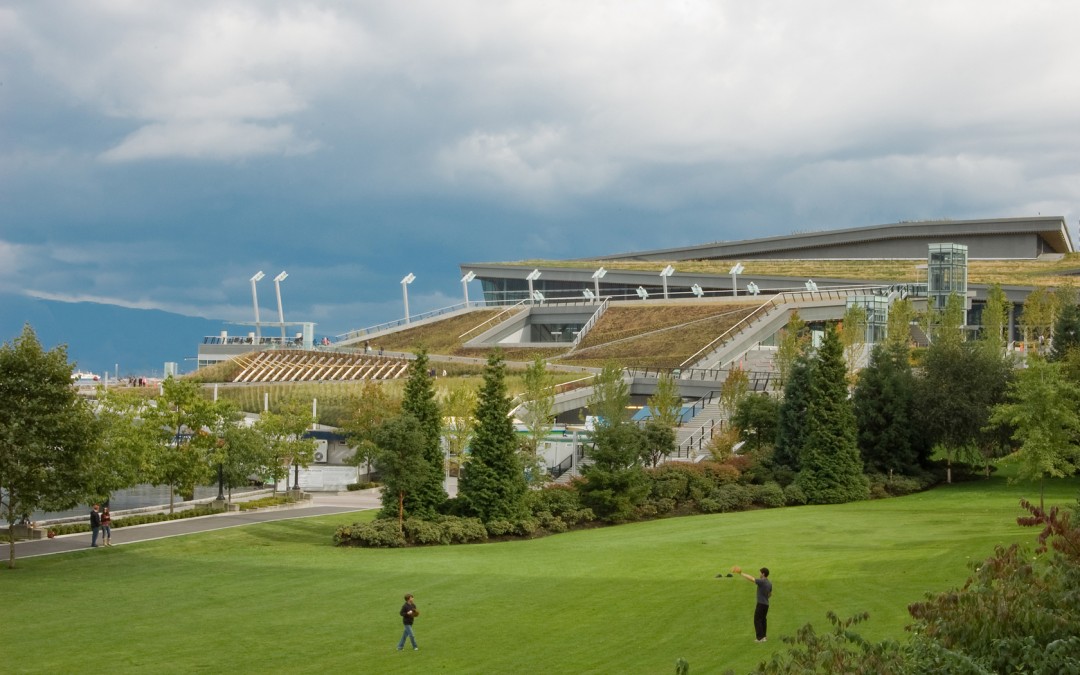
[230,350,411,383]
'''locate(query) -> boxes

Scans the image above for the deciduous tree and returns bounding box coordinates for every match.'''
[1,325,100,568]
[518,357,555,483]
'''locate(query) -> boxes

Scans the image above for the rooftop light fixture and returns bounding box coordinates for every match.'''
[592,266,607,300]
[660,265,675,299]
[532,290,546,303]
[526,269,542,304]
[250,271,265,339]
[746,282,760,296]
[583,288,596,301]
[690,283,704,297]
[636,286,649,300]
[461,270,476,305]
[401,273,416,323]
[805,279,818,292]
[273,271,288,340]
[729,262,745,297]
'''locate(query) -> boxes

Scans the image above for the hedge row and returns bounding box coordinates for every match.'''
[47,505,221,536]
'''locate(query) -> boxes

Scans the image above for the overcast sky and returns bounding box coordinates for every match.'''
[3,1,1079,336]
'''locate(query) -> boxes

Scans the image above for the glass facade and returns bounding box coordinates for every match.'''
[846,295,890,343]
[927,243,968,310]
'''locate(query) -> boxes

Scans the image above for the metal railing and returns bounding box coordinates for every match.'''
[568,297,610,350]
[549,454,574,479]
[458,299,529,339]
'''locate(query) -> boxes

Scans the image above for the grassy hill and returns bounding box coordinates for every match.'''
[3,469,1075,673]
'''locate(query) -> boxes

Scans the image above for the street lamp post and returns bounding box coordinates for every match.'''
[461,271,476,305]
[250,271,265,339]
[401,273,416,323]
[729,263,745,297]
[592,267,607,302]
[274,271,288,340]
[660,265,675,299]
[526,269,542,304]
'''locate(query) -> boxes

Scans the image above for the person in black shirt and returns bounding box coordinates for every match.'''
[738,567,772,642]
[397,593,419,651]
[89,504,102,548]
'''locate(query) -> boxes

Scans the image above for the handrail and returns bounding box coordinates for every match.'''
[336,301,483,342]
[458,299,529,339]
[679,295,782,367]
[567,297,610,351]
[549,454,574,479]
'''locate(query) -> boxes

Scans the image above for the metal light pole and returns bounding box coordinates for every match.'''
[592,267,607,301]
[526,269,542,304]
[401,273,416,323]
[461,271,476,305]
[273,271,288,340]
[729,263,745,297]
[250,271,265,339]
[660,265,675,299]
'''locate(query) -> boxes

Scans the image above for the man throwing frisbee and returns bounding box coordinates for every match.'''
[733,566,772,642]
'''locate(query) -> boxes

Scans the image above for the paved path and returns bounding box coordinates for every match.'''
[10,490,382,559]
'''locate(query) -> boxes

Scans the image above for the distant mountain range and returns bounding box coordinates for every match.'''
[0,293,227,377]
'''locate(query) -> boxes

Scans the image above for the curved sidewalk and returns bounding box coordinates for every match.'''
[11,490,381,559]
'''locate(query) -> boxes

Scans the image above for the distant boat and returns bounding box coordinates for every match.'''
[71,371,101,384]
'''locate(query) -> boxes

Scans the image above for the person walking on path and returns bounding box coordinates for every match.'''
[100,507,113,546]
[397,593,419,651]
[89,505,102,548]
[734,566,772,642]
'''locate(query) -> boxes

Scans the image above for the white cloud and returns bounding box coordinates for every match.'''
[100,120,319,162]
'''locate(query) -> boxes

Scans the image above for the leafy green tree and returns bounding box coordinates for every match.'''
[640,371,682,467]
[884,297,916,352]
[1020,286,1054,353]
[400,349,446,517]
[90,388,158,502]
[774,356,811,471]
[853,343,922,475]
[587,361,631,425]
[980,283,1010,351]
[930,292,967,347]
[142,377,219,511]
[641,420,676,468]
[457,353,527,522]
[646,371,683,429]
[581,422,648,521]
[719,366,750,419]
[775,311,809,388]
[204,400,269,500]
[518,357,555,483]
[1,325,100,568]
[839,303,868,386]
[372,415,432,532]
[253,396,316,495]
[340,380,402,482]
[442,385,477,480]
[732,392,780,454]
[796,324,868,504]
[988,358,1080,508]
[917,338,1013,483]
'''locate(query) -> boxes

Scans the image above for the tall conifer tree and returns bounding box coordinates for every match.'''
[398,349,446,518]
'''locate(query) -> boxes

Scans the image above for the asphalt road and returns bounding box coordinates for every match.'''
[9,490,381,559]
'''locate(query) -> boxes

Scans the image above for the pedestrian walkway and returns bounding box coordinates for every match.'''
[12,490,382,559]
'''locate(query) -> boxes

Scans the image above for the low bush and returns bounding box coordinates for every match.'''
[334,519,406,548]
[347,481,380,491]
[752,482,786,508]
[435,516,487,544]
[711,483,753,512]
[783,483,808,506]
[47,506,221,536]
[404,517,446,545]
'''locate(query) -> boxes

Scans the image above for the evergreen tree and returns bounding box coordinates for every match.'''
[853,343,921,475]
[1049,301,1080,362]
[457,353,527,522]
[774,356,811,471]
[581,422,649,522]
[399,349,446,517]
[796,324,868,504]
[372,414,432,532]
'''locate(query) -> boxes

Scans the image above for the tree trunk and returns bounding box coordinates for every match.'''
[169,485,175,514]
[7,522,15,570]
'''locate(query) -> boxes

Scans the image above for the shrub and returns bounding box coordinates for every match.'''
[752,482,786,508]
[347,481,380,491]
[486,519,514,536]
[435,516,488,544]
[784,483,808,506]
[335,518,406,548]
[404,517,447,545]
[527,485,584,519]
[698,497,723,513]
[711,483,753,512]
[512,518,539,536]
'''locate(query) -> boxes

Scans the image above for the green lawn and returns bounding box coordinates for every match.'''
[3,474,1077,675]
